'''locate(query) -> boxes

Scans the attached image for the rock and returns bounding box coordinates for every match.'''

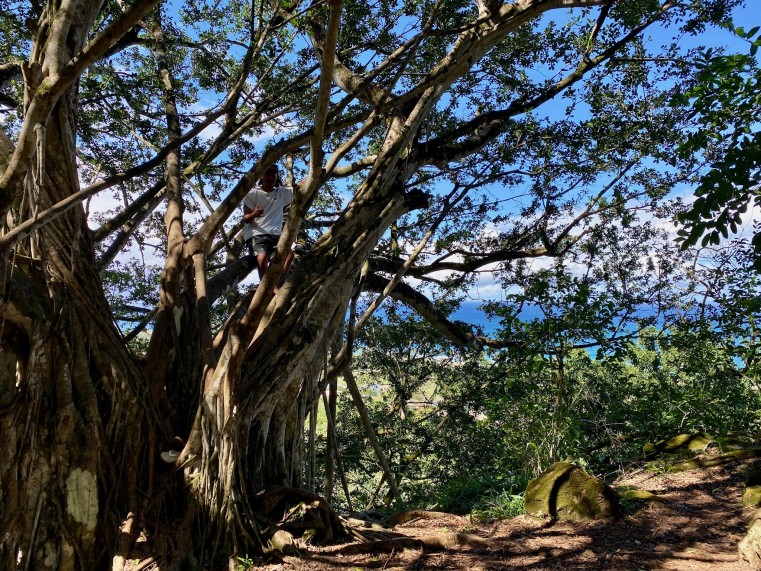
[669,447,761,472]
[644,433,712,457]
[739,509,761,567]
[715,433,752,451]
[266,529,299,557]
[525,462,620,522]
[616,487,666,514]
[744,463,761,507]
[744,486,761,507]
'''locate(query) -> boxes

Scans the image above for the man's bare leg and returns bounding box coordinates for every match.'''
[256,252,269,280]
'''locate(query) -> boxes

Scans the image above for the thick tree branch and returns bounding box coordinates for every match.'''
[0,62,23,108]
[364,272,480,349]
[0,62,23,86]
[411,2,671,167]
[306,0,343,188]
[391,0,616,116]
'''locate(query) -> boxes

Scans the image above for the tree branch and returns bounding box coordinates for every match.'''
[0,0,164,216]
[363,272,481,349]
[411,2,672,167]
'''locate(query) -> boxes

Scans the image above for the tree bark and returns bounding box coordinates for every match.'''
[0,2,169,566]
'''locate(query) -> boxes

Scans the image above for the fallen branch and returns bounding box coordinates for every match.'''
[669,448,761,472]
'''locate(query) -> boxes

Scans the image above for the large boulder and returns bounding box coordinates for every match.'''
[739,509,761,567]
[525,462,620,522]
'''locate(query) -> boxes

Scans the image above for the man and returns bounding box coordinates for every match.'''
[242,164,294,283]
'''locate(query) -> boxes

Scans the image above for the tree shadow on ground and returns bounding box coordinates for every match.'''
[293,463,753,570]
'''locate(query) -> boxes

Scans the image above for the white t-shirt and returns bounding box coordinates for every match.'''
[242,185,293,240]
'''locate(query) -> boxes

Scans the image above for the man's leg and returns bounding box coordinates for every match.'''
[278,250,295,286]
[256,251,269,280]
[252,235,273,280]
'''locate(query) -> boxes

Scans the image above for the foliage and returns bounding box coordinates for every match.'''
[470,490,525,521]
[675,24,761,265]
[339,299,760,517]
[433,476,522,516]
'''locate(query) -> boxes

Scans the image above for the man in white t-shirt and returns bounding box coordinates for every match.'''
[243,165,294,283]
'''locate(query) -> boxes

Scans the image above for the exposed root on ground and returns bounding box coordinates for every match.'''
[332,532,490,555]
[386,509,467,526]
[671,448,761,472]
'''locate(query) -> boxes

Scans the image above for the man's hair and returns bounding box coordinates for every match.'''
[260,164,282,186]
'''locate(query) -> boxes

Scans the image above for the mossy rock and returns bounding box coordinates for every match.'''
[616,487,666,514]
[525,462,620,522]
[744,486,761,507]
[644,433,712,458]
[669,447,761,472]
[265,530,300,557]
[716,433,753,452]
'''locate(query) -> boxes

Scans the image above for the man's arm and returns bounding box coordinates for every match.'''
[243,204,264,222]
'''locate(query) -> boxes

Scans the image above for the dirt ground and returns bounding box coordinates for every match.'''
[126,459,757,570]
[267,461,756,571]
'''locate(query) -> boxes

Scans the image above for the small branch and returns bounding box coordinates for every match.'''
[307,0,343,187]
[343,366,401,502]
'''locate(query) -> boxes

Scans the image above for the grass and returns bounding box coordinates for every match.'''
[434,474,527,521]
[470,490,525,521]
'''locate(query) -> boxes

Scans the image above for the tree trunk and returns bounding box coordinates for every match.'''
[0,2,167,566]
[173,165,425,559]
[0,95,157,571]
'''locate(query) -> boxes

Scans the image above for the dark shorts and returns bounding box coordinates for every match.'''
[246,234,279,258]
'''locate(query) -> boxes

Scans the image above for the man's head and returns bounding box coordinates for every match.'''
[260,165,280,191]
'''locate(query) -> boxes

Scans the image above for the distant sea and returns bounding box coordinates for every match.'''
[450,300,530,336]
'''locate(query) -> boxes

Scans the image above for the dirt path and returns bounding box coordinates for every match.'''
[280,462,755,570]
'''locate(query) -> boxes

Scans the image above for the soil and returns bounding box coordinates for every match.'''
[270,461,756,570]
[127,458,758,570]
